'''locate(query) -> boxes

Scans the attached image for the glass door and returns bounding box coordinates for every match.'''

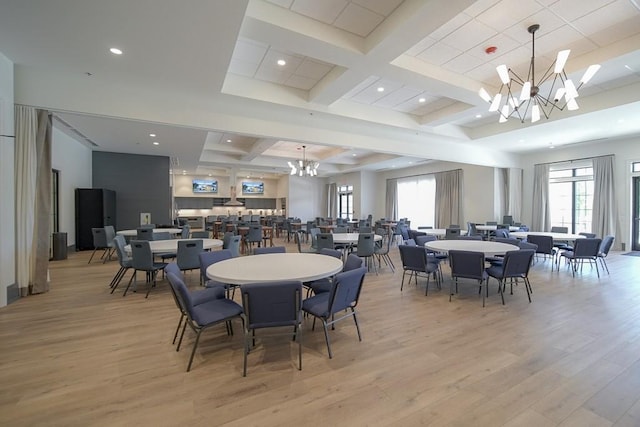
[633,176,640,251]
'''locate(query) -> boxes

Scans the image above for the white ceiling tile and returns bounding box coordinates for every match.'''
[413,98,457,115]
[572,0,640,38]
[262,48,304,72]
[443,52,487,74]
[232,38,268,63]
[549,0,615,22]
[284,74,317,90]
[535,25,597,58]
[589,16,640,46]
[441,19,498,52]
[462,0,501,17]
[350,78,402,104]
[429,12,472,41]
[294,58,333,79]
[475,0,543,32]
[264,0,295,8]
[373,86,422,108]
[342,75,379,98]
[465,61,500,83]
[416,42,463,66]
[351,0,403,17]
[334,3,384,37]
[468,32,520,60]
[254,66,289,84]
[393,94,438,113]
[228,58,259,78]
[404,36,437,57]
[290,0,348,24]
[536,0,560,6]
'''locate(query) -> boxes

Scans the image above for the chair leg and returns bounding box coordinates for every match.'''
[400,271,406,291]
[322,319,333,359]
[123,270,137,297]
[600,257,610,274]
[177,321,188,351]
[88,248,98,264]
[173,315,184,344]
[524,278,532,303]
[110,267,131,294]
[187,329,203,372]
[498,279,505,305]
[109,266,125,288]
[351,308,362,342]
[297,324,302,371]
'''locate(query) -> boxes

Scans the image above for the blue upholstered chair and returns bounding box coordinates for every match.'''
[253,246,286,255]
[398,244,440,295]
[124,240,168,298]
[448,250,489,307]
[486,249,535,305]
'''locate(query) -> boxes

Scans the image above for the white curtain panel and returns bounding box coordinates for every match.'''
[591,155,617,239]
[508,168,523,221]
[14,106,38,296]
[385,178,398,221]
[434,169,463,228]
[532,163,551,232]
[495,168,508,219]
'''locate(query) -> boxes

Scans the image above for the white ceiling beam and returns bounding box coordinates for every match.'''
[240,138,278,161]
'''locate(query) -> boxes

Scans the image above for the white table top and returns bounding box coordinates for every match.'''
[332,233,383,244]
[476,225,520,232]
[510,231,586,241]
[424,240,519,256]
[125,238,223,254]
[117,228,183,237]
[422,229,468,237]
[206,253,344,285]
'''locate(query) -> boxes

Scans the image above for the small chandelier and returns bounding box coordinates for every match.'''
[478,24,600,124]
[288,145,319,177]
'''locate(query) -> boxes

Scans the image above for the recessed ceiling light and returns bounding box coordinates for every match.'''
[149,133,156,137]
[408,161,413,164]
[624,64,633,71]
[618,118,625,123]
[352,153,357,157]
[182,170,186,174]
[226,139,232,143]
[418,98,426,103]
[109,48,123,55]
[208,174,212,177]
[152,141,159,146]
[519,139,524,143]
[475,114,482,118]
[277,59,286,66]
[377,87,384,92]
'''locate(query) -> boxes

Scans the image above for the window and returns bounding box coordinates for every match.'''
[549,165,593,233]
[632,161,640,173]
[338,185,353,219]
[396,175,435,227]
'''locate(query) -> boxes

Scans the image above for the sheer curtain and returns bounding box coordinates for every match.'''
[495,168,508,220]
[532,163,551,232]
[15,106,51,296]
[591,155,616,239]
[397,175,435,227]
[434,169,463,228]
[385,178,398,220]
[327,183,337,218]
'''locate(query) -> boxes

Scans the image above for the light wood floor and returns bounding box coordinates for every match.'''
[1,238,640,426]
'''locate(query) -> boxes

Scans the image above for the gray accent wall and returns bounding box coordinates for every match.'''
[93,152,171,229]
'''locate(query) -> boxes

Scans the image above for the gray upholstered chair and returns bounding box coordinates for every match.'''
[398,244,440,295]
[88,227,109,264]
[486,249,535,305]
[254,246,286,255]
[354,233,377,274]
[124,240,167,298]
[176,239,204,277]
[109,234,132,293]
[448,250,489,307]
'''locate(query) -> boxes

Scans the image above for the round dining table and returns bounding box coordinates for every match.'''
[206,253,343,285]
[424,240,519,256]
[422,228,468,238]
[125,238,223,254]
[116,228,182,236]
[332,233,383,245]
[510,231,586,241]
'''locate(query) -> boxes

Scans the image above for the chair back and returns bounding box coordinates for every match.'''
[398,244,426,272]
[241,281,302,329]
[326,267,366,314]
[136,228,155,241]
[415,235,436,246]
[599,235,615,256]
[246,225,263,243]
[359,226,372,233]
[199,249,232,283]
[166,271,194,320]
[226,235,242,257]
[113,235,132,267]
[486,221,497,225]
[467,222,479,236]
[316,233,335,252]
[319,248,342,259]
[335,226,348,233]
[501,249,535,278]
[573,238,602,257]
[494,228,510,239]
[356,233,375,257]
[399,225,410,241]
[457,235,483,240]
[191,230,210,238]
[130,240,154,270]
[222,232,234,248]
[309,228,321,249]
[579,232,597,238]
[153,231,171,240]
[92,227,108,247]
[526,234,554,255]
[104,225,116,247]
[445,228,461,239]
[495,237,520,246]
[254,246,286,255]
[165,262,184,282]
[344,253,365,271]
[518,241,538,251]
[405,239,417,246]
[181,225,191,239]
[502,215,514,225]
[177,240,204,270]
[448,250,485,281]
[551,226,568,233]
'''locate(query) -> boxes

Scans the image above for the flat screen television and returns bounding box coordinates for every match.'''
[192,179,218,193]
[242,181,264,195]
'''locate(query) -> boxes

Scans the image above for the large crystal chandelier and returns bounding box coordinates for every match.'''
[288,145,319,177]
[478,24,600,124]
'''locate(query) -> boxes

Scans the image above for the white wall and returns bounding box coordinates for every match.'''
[375,161,496,225]
[0,51,15,307]
[360,170,377,219]
[287,176,326,221]
[51,125,93,246]
[520,136,640,250]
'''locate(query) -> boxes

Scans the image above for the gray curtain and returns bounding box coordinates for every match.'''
[496,168,508,220]
[33,110,52,294]
[385,178,398,220]
[434,169,463,228]
[508,168,523,221]
[591,155,616,239]
[327,183,337,218]
[532,163,550,232]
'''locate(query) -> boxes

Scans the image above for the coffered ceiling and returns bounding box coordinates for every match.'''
[1,0,639,177]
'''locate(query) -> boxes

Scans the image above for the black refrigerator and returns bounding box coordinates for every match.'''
[75,188,116,250]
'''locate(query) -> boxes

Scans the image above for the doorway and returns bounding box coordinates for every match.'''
[633,176,640,251]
